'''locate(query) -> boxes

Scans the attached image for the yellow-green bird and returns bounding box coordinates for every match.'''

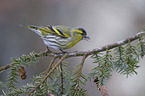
[26,25,90,53]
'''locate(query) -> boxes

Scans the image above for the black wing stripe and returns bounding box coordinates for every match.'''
[57,29,65,36]
[47,25,55,32]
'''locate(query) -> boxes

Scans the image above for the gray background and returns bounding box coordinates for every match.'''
[1,0,145,96]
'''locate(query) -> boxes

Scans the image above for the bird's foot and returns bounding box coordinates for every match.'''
[59,49,67,54]
[45,47,52,55]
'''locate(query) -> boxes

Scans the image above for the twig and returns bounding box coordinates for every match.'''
[0,64,11,73]
[46,57,57,73]
[74,54,88,95]
[60,59,64,95]
[27,53,68,96]
[40,31,145,57]
[100,85,109,96]
[0,32,144,72]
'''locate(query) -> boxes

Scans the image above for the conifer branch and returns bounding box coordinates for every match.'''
[1,32,144,73]
[27,53,68,96]
[0,31,144,96]
[44,31,145,57]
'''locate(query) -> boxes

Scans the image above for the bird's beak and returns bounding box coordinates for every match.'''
[83,35,90,40]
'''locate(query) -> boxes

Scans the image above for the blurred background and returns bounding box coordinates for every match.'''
[1,0,145,96]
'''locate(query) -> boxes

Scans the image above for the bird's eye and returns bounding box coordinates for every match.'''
[81,33,85,35]
[77,28,87,35]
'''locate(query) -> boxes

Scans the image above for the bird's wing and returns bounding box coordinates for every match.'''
[27,25,71,38]
[54,25,71,38]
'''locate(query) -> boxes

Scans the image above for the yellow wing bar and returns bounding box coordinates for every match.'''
[27,25,70,38]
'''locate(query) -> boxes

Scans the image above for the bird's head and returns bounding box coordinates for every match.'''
[76,28,90,40]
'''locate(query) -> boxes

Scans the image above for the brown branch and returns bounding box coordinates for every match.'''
[46,57,57,73]
[27,53,68,96]
[42,31,145,57]
[0,64,11,73]
[60,60,64,95]
[74,54,88,95]
[0,32,144,73]
[100,85,109,96]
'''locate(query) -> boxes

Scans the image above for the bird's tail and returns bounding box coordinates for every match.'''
[20,24,41,35]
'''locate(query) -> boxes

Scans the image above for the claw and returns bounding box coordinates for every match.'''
[45,46,52,55]
[59,49,67,54]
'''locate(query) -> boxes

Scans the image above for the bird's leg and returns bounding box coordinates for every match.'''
[59,49,67,54]
[45,46,52,53]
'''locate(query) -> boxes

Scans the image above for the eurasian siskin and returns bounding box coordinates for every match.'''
[26,25,90,53]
